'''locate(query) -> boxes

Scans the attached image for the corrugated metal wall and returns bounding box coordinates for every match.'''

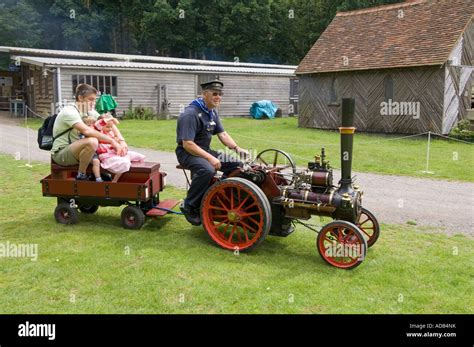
[218,75,290,116]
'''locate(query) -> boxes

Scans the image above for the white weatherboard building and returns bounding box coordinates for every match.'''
[0,46,298,118]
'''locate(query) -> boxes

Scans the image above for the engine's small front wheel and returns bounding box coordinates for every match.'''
[317,220,367,270]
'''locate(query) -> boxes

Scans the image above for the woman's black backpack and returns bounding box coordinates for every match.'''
[37,114,71,150]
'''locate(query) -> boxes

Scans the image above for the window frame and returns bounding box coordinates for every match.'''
[328,76,340,106]
[72,74,118,97]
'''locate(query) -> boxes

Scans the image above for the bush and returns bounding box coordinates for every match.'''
[123,105,157,120]
[449,119,474,142]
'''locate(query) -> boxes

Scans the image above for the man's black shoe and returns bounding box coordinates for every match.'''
[180,203,201,226]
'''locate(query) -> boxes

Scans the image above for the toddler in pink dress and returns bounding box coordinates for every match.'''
[93,115,145,174]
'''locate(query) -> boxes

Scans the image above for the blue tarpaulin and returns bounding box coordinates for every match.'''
[249,100,279,119]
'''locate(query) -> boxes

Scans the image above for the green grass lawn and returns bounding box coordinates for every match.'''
[24,117,473,181]
[1,154,472,314]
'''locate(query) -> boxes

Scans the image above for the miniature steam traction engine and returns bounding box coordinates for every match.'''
[199,98,380,269]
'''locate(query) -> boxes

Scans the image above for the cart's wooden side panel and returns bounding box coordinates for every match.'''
[149,172,164,195]
[41,176,75,196]
[42,162,166,201]
[42,177,150,201]
[108,183,147,200]
[75,181,108,197]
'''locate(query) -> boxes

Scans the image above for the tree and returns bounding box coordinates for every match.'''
[0,0,405,65]
[0,0,42,69]
[0,0,42,47]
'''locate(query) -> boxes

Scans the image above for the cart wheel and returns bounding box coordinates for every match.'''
[121,206,145,230]
[201,177,271,252]
[356,208,380,247]
[54,202,79,225]
[79,205,99,214]
[317,220,368,270]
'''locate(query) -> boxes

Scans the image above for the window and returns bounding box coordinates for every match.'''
[72,74,118,96]
[329,77,339,104]
[111,77,117,96]
[384,75,394,102]
[72,75,77,95]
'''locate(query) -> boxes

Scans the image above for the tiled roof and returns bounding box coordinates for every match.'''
[296,0,474,74]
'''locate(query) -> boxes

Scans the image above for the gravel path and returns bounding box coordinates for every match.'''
[1,114,472,236]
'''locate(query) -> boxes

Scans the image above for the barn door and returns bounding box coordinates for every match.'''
[289,78,299,115]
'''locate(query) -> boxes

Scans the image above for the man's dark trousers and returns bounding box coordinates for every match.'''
[177,149,241,211]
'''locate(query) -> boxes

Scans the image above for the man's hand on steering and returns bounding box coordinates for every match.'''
[208,156,221,170]
[234,146,250,160]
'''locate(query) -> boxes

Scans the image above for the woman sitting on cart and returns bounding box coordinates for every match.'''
[51,84,126,180]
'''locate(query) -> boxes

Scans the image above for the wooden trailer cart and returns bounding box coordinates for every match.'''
[41,161,179,229]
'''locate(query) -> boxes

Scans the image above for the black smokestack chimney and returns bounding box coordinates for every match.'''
[339,98,356,193]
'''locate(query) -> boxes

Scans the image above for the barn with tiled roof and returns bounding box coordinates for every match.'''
[296,0,473,134]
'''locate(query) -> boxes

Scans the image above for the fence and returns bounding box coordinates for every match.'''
[233,130,472,176]
[16,107,474,177]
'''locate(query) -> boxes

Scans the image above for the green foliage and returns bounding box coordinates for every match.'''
[337,0,401,11]
[0,0,404,64]
[449,119,474,143]
[0,0,42,47]
[123,105,157,120]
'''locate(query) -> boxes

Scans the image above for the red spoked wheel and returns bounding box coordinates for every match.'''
[317,220,368,270]
[201,177,271,252]
[356,208,380,247]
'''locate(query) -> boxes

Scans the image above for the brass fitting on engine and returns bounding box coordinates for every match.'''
[341,192,353,208]
[341,192,351,200]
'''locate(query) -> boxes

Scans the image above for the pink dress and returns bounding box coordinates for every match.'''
[94,118,145,174]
